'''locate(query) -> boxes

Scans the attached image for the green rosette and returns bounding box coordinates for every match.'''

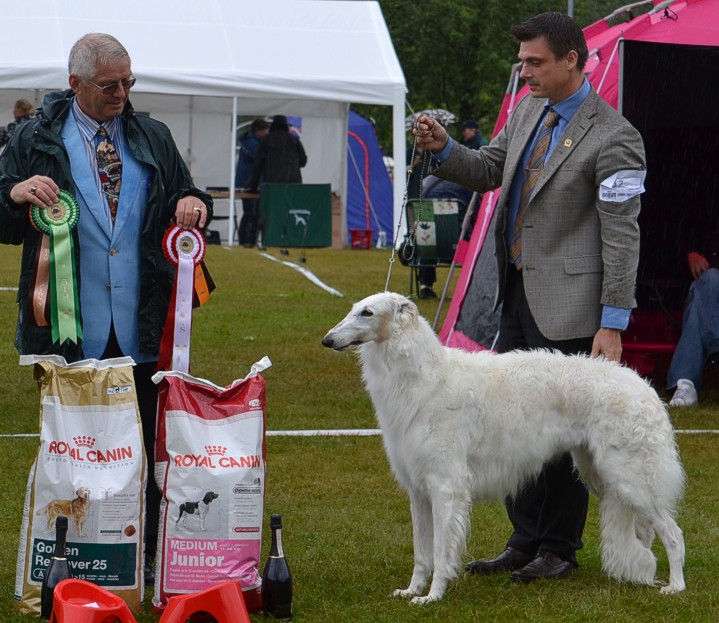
[30,191,83,345]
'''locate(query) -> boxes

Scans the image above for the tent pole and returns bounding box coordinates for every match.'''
[597,37,622,96]
[228,97,238,246]
[392,88,406,247]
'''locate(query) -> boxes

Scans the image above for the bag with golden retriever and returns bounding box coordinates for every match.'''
[15,355,145,614]
[151,357,271,615]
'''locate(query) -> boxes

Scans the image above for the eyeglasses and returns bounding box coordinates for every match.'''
[85,75,136,93]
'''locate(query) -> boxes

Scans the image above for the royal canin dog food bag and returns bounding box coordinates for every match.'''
[15,355,145,615]
[151,357,271,614]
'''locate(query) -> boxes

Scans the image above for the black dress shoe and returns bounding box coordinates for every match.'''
[465,547,534,575]
[510,551,577,583]
[144,559,155,586]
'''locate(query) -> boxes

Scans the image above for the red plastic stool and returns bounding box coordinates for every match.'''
[49,578,137,623]
[158,581,251,623]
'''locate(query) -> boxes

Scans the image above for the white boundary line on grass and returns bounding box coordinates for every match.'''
[260,252,344,297]
[0,428,717,439]
[1,286,18,291]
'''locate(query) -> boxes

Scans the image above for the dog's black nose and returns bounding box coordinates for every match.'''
[321,335,334,349]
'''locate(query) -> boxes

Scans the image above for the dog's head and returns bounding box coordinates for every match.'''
[203,491,219,504]
[75,486,91,500]
[321,292,418,351]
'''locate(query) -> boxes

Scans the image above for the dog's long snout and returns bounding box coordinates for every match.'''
[321,333,336,349]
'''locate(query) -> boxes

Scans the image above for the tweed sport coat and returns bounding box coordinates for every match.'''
[435,88,646,341]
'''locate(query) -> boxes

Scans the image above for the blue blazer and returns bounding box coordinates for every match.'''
[62,113,152,362]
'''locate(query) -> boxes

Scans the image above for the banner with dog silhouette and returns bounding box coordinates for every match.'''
[15,355,145,615]
[151,357,271,614]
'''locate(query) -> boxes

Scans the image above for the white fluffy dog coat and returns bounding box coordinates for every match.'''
[322,292,685,604]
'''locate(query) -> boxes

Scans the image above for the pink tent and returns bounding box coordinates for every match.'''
[439,0,719,378]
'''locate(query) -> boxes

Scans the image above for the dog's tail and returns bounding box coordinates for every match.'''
[176,508,184,524]
[599,495,657,585]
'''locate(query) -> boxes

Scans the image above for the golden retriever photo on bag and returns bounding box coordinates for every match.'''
[36,486,91,537]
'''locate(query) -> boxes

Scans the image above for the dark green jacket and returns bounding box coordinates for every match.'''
[0,90,213,360]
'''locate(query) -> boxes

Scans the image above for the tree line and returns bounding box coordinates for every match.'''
[357,0,629,151]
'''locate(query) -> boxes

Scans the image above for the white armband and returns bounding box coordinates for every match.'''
[599,169,646,203]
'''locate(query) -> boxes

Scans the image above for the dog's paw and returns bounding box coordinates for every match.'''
[410,594,441,605]
[660,583,685,595]
[391,587,419,598]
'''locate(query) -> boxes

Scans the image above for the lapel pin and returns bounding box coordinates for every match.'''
[564,138,573,148]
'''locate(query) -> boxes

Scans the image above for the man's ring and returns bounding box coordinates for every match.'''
[193,206,202,213]
[30,186,37,195]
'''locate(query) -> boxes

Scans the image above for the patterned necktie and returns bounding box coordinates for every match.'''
[96,126,122,222]
[510,108,559,269]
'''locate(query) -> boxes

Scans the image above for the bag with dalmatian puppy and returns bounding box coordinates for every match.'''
[15,355,145,615]
[151,357,271,614]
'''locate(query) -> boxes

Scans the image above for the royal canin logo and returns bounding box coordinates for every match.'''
[47,438,133,463]
[173,449,262,469]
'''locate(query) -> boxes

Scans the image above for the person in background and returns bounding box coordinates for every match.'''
[0,33,212,585]
[415,11,645,583]
[0,99,35,147]
[667,232,719,407]
[248,114,307,190]
[235,118,269,247]
[460,119,488,150]
[416,176,476,299]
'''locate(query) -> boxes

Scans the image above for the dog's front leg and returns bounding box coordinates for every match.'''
[392,490,433,599]
[410,487,471,605]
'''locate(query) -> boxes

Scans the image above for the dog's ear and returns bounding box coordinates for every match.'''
[396,298,418,326]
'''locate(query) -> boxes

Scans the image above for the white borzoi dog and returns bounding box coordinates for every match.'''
[322,292,685,604]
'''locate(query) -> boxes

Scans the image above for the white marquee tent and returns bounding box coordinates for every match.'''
[0,0,407,245]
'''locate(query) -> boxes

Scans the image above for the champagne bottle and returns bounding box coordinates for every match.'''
[40,516,71,620]
[262,514,293,620]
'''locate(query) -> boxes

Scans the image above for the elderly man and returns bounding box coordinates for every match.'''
[416,12,645,583]
[0,33,212,584]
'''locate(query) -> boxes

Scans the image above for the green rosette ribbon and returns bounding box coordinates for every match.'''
[30,191,83,345]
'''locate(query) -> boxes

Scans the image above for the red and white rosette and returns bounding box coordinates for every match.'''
[159,225,206,372]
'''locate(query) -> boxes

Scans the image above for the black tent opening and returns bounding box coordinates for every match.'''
[621,39,719,312]
[619,39,719,379]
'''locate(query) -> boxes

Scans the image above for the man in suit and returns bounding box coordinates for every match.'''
[0,33,212,584]
[415,12,645,582]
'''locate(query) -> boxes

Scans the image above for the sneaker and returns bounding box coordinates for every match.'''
[669,379,697,408]
[418,285,437,299]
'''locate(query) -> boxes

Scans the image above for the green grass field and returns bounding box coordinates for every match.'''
[1,243,718,622]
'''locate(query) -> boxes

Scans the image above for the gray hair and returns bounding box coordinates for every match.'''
[68,33,131,81]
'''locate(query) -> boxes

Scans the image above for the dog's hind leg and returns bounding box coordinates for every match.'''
[634,519,655,549]
[652,514,685,594]
[410,488,471,605]
[599,495,657,586]
[393,490,433,599]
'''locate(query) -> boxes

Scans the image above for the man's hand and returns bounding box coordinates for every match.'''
[9,176,59,208]
[591,328,623,362]
[176,196,208,230]
[413,115,450,153]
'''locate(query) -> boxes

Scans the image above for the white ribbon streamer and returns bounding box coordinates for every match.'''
[173,253,194,372]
